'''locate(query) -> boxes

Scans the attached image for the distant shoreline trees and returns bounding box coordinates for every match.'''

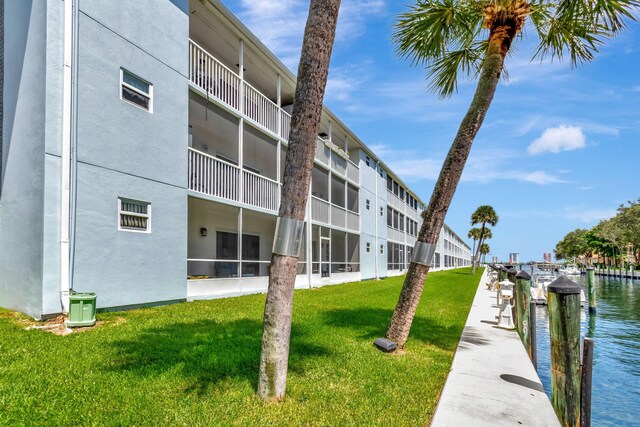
[555,199,640,267]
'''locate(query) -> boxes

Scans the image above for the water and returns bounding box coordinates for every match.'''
[533,273,640,426]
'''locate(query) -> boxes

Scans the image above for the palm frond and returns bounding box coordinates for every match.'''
[427,41,486,97]
[530,0,639,66]
[394,0,485,97]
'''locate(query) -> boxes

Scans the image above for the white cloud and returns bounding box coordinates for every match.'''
[527,125,586,155]
[520,171,566,185]
[366,145,566,186]
[562,207,616,223]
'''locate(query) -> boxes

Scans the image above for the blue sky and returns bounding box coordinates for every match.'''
[223,0,640,262]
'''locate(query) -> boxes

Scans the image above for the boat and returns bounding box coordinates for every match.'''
[531,273,555,305]
[531,272,587,307]
[559,264,581,276]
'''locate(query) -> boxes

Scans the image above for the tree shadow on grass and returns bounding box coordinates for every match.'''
[104,319,331,395]
[322,308,464,351]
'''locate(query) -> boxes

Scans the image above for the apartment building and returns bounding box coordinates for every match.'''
[0,0,471,319]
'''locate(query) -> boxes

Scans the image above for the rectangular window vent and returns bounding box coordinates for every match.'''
[119,198,151,232]
[121,69,153,112]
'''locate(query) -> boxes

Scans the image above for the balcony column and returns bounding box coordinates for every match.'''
[276,74,282,206]
[238,39,244,206]
[328,169,332,225]
[343,172,347,227]
[238,207,243,278]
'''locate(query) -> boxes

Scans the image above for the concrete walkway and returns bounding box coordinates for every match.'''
[431,270,560,427]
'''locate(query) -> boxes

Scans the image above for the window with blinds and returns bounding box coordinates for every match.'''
[118,198,151,233]
[120,69,153,112]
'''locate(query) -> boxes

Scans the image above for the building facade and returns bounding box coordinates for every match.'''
[0,0,471,319]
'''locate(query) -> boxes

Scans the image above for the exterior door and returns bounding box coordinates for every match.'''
[321,237,330,278]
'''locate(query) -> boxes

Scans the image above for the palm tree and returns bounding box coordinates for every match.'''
[257,0,341,400]
[468,227,482,264]
[480,243,490,264]
[385,0,638,349]
[471,205,498,274]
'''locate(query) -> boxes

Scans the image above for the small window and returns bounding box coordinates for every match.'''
[365,156,370,167]
[118,198,151,232]
[366,242,371,253]
[380,207,384,216]
[121,69,153,112]
[380,245,384,254]
[379,167,384,178]
[366,199,371,210]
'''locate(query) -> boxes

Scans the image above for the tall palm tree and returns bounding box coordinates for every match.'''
[468,227,482,267]
[257,0,341,400]
[471,205,498,274]
[385,0,638,349]
[480,243,490,264]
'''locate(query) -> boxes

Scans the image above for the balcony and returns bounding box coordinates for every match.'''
[190,149,359,232]
[189,148,279,212]
[310,196,359,232]
[189,39,359,185]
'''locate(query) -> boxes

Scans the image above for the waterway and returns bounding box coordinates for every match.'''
[533,273,640,426]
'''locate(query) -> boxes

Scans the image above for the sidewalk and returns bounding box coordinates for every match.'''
[431,271,560,426]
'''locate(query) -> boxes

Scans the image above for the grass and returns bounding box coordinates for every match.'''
[0,267,482,426]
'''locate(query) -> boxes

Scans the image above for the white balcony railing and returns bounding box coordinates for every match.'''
[347,161,359,184]
[347,211,359,231]
[311,197,330,224]
[243,170,279,212]
[280,110,291,140]
[388,227,404,243]
[189,148,240,202]
[331,155,347,176]
[243,82,279,134]
[331,205,346,228]
[388,191,404,211]
[189,148,280,212]
[189,40,241,111]
[315,138,330,165]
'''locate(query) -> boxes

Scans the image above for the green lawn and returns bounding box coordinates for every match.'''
[0,267,482,426]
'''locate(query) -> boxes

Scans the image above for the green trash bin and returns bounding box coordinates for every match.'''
[68,292,97,327]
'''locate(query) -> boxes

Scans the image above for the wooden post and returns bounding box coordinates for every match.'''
[529,301,537,370]
[580,338,594,427]
[586,267,596,313]
[507,269,518,327]
[515,271,531,348]
[498,266,506,282]
[548,276,582,427]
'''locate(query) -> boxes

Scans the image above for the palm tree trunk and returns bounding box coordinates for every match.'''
[471,224,486,274]
[470,237,477,271]
[386,25,515,349]
[257,0,340,400]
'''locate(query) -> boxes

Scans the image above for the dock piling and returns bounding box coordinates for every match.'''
[580,338,594,427]
[530,301,537,371]
[587,268,596,313]
[548,276,582,427]
[515,270,531,348]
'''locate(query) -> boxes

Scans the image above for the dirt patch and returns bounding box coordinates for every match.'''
[22,315,127,335]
